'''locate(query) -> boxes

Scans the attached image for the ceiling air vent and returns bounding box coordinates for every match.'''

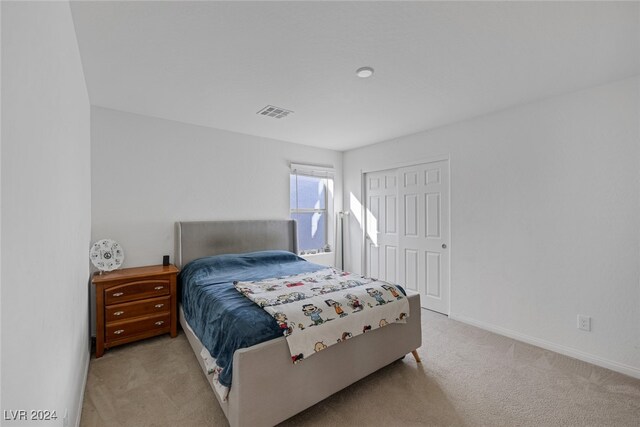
[257,105,293,119]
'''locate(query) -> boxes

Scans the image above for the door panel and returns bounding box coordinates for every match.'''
[398,160,450,314]
[364,170,398,281]
[385,246,397,283]
[385,195,396,233]
[368,243,379,279]
[365,160,449,314]
[369,177,380,190]
[425,251,441,297]
[404,194,418,236]
[425,193,441,238]
[404,248,418,291]
[426,168,440,185]
[404,171,418,187]
[385,175,396,189]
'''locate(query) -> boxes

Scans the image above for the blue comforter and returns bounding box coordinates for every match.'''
[179,250,326,387]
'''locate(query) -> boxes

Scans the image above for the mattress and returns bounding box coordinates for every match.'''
[179,250,326,387]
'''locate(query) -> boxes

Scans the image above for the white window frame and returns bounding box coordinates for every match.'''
[290,163,335,255]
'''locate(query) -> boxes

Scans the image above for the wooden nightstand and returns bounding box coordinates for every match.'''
[92,264,179,358]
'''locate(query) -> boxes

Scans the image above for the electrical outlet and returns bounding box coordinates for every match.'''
[577,315,591,332]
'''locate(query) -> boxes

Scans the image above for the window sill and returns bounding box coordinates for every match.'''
[299,251,333,257]
[300,251,334,267]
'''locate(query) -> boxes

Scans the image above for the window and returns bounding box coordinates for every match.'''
[290,164,334,254]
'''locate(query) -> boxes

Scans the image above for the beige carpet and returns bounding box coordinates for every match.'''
[80,310,640,426]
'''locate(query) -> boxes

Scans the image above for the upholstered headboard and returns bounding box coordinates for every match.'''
[174,220,298,268]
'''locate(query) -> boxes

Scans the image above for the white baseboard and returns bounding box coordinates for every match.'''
[73,349,90,427]
[449,312,640,380]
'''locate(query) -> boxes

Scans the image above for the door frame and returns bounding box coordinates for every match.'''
[361,154,452,315]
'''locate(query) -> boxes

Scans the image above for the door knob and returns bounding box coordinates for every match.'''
[442,244,447,249]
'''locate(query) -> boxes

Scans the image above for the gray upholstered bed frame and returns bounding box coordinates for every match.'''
[175,220,422,427]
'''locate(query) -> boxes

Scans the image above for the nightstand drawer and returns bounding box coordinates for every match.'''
[105,296,170,322]
[106,313,170,342]
[104,279,170,304]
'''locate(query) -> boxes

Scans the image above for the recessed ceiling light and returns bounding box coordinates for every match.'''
[356,66,374,78]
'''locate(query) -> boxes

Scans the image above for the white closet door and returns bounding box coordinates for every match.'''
[398,160,450,314]
[364,170,399,283]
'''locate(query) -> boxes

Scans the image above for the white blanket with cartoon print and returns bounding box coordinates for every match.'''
[234,268,410,363]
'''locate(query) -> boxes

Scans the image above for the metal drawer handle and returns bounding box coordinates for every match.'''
[112,292,124,297]
[154,304,164,308]
[114,329,125,335]
[113,311,124,316]
[154,321,165,326]
[154,286,164,290]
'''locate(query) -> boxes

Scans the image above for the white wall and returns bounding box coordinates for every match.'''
[91,107,343,268]
[1,2,91,426]
[343,77,640,377]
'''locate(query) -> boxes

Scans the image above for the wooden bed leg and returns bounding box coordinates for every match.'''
[411,350,422,363]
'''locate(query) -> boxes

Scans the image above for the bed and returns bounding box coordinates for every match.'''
[175,220,422,427]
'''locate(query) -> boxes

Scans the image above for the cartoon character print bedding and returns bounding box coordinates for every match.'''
[234,268,410,362]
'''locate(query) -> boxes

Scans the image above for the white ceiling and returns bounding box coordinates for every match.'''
[70,1,640,151]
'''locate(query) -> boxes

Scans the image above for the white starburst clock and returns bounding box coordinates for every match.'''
[90,239,124,272]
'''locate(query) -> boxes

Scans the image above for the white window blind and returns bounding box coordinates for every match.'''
[290,163,335,178]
